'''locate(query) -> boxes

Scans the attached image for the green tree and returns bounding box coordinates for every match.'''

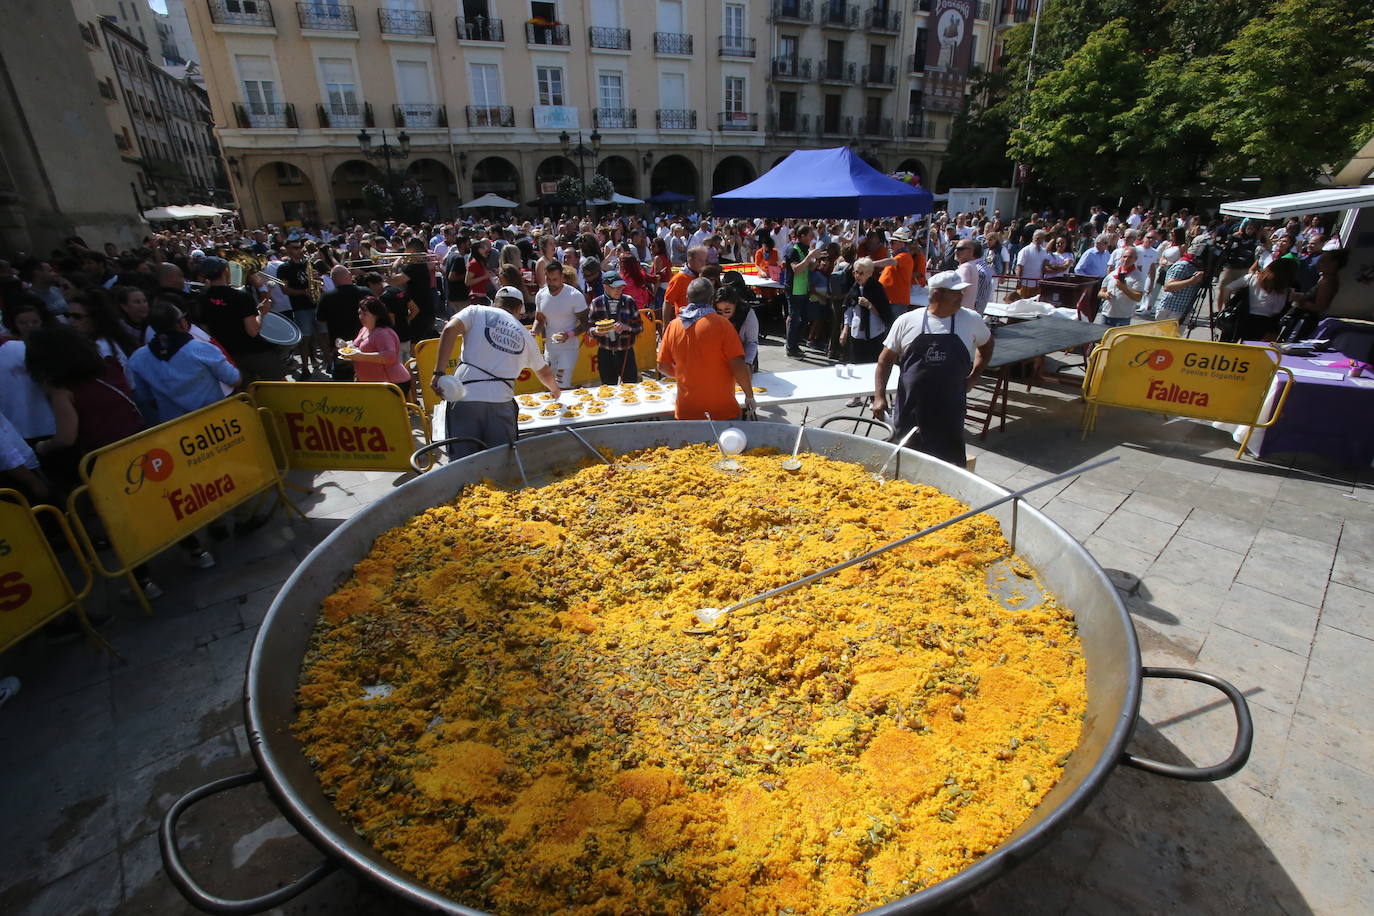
[1007,19,1150,194]
[1193,0,1374,189]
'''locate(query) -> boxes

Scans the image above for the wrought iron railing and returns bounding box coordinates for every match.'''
[317,100,372,128]
[378,7,432,35]
[861,116,893,137]
[296,2,354,30]
[233,101,296,128]
[771,56,812,79]
[654,31,693,54]
[456,16,503,41]
[766,113,811,134]
[526,21,570,45]
[866,6,900,31]
[593,108,637,128]
[862,63,896,86]
[718,35,755,57]
[977,2,991,18]
[769,0,813,23]
[820,2,857,27]
[394,103,446,128]
[656,108,697,129]
[904,117,937,138]
[817,115,853,136]
[717,111,758,131]
[466,105,514,127]
[208,0,274,27]
[590,26,631,49]
[818,59,856,83]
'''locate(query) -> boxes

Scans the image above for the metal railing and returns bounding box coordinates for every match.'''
[912,0,930,11]
[908,52,926,72]
[977,2,991,18]
[317,100,371,128]
[208,0,274,27]
[862,63,896,86]
[590,26,631,49]
[718,35,755,57]
[296,2,354,30]
[861,116,893,137]
[718,111,758,131]
[593,107,637,128]
[905,117,937,138]
[394,103,446,128]
[820,2,857,27]
[817,115,853,136]
[526,21,570,45]
[1010,0,1032,22]
[771,56,812,79]
[654,31,693,54]
[233,101,297,128]
[456,16,503,41]
[466,105,514,127]
[769,0,813,22]
[818,59,856,83]
[767,112,811,134]
[378,7,432,35]
[656,108,696,129]
[866,6,900,31]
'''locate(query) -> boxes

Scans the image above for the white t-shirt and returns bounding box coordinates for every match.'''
[0,339,56,439]
[1015,244,1050,285]
[0,408,38,472]
[883,307,991,362]
[1135,245,1161,289]
[1099,270,1144,318]
[454,305,548,403]
[1127,212,1143,228]
[535,284,588,337]
[956,260,981,312]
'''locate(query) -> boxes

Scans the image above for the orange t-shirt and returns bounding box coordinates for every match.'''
[880,250,915,306]
[657,312,745,420]
[753,248,780,277]
[662,269,693,322]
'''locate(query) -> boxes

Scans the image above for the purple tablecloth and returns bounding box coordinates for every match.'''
[1252,344,1374,466]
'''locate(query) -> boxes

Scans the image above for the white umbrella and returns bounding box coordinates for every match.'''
[141,206,180,221]
[460,193,519,209]
[589,192,645,206]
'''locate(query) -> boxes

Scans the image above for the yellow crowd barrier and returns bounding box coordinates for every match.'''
[250,381,425,473]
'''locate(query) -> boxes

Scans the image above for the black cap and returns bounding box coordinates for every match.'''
[602,270,626,287]
[198,256,229,279]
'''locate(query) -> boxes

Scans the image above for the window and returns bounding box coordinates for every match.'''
[275,162,305,186]
[598,72,623,109]
[969,35,977,67]
[469,63,502,106]
[226,0,262,13]
[396,60,432,103]
[531,1,557,22]
[823,93,841,132]
[236,54,278,111]
[657,0,683,32]
[724,76,745,114]
[659,71,686,108]
[724,2,745,38]
[779,35,797,59]
[914,28,928,65]
[320,57,360,113]
[908,89,923,116]
[592,0,621,28]
[463,0,490,17]
[778,90,797,130]
[536,66,564,106]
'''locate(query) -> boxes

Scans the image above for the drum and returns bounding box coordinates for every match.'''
[259,311,303,349]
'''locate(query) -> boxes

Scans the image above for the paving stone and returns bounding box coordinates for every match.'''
[206,626,259,684]
[1,850,123,916]
[1195,626,1308,718]
[1175,508,1260,555]
[1214,582,1321,656]
[1040,496,1109,543]
[1330,544,1374,593]
[1129,578,1227,648]
[1260,499,1346,546]
[110,653,243,774]
[1191,483,1275,524]
[1287,709,1374,780]
[1094,509,1179,559]
[1149,535,1245,590]
[1235,551,1329,610]
[1320,581,1374,641]
[1118,491,1192,526]
[1210,464,1286,498]
[112,730,246,846]
[1082,534,1156,578]
[1056,478,1129,514]
[1248,527,1338,570]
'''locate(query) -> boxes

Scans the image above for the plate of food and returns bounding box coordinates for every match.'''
[517,413,533,423]
[337,346,360,357]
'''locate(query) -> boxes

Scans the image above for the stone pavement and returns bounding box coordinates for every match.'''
[2,335,1371,915]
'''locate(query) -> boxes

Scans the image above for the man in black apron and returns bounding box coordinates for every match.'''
[871,271,994,467]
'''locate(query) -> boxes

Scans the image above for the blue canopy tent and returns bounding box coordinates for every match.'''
[711,147,933,219]
[649,190,695,203]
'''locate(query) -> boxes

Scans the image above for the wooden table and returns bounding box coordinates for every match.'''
[969,315,1108,438]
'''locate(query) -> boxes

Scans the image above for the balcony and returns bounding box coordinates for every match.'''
[466,105,514,127]
[590,26,631,49]
[861,116,893,137]
[904,118,937,138]
[718,35,755,57]
[456,16,503,41]
[977,2,991,18]
[769,0,812,23]
[296,2,354,31]
[862,63,896,86]
[526,21,570,45]
[866,6,900,31]
[718,111,758,131]
[908,52,926,73]
[817,115,853,137]
[232,101,297,128]
[654,31,693,54]
[208,0,275,28]
[656,108,697,130]
[378,7,432,35]
[317,101,372,128]
[771,56,812,80]
[912,0,930,10]
[767,112,811,134]
[593,107,636,128]
[1007,0,1032,23]
[819,2,857,28]
[394,103,446,128]
[818,59,856,84]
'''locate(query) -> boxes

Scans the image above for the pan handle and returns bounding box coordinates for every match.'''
[159,771,336,914]
[1121,667,1254,782]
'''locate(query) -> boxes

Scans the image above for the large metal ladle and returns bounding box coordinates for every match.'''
[687,456,1118,633]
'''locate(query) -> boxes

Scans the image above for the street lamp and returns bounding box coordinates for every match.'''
[357,128,413,217]
[558,128,601,217]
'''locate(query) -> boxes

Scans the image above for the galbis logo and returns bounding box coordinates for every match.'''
[123,447,175,495]
[1128,348,1173,371]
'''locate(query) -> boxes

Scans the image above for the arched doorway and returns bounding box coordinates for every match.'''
[596,155,637,198]
[251,161,318,225]
[711,156,756,196]
[330,159,383,223]
[405,158,458,219]
[534,155,579,209]
[649,155,697,202]
[470,156,520,202]
[896,158,925,183]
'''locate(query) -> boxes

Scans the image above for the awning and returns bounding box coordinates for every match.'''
[711,147,934,219]
[1219,186,1374,220]
[459,193,519,209]
[589,192,644,206]
[141,204,234,220]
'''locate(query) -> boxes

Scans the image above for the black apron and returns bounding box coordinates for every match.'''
[893,309,973,467]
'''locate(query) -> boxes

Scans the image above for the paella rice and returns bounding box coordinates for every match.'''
[294,445,1086,916]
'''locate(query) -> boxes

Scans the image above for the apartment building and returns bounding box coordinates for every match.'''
[187,0,1001,225]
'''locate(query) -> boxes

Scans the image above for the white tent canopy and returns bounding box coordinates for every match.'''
[589,192,644,206]
[1219,186,1374,220]
[459,192,518,209]
[142,204,234,220]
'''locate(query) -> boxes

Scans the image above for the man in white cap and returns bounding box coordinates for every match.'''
[431,285,560,459]
[872,270,993,467]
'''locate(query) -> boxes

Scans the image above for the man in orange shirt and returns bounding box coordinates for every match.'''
[878,226,924,312]
[657,277,757,420]
[662,245,707,323]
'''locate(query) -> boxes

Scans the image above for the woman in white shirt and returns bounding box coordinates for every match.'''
[1225,261,1294,341]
